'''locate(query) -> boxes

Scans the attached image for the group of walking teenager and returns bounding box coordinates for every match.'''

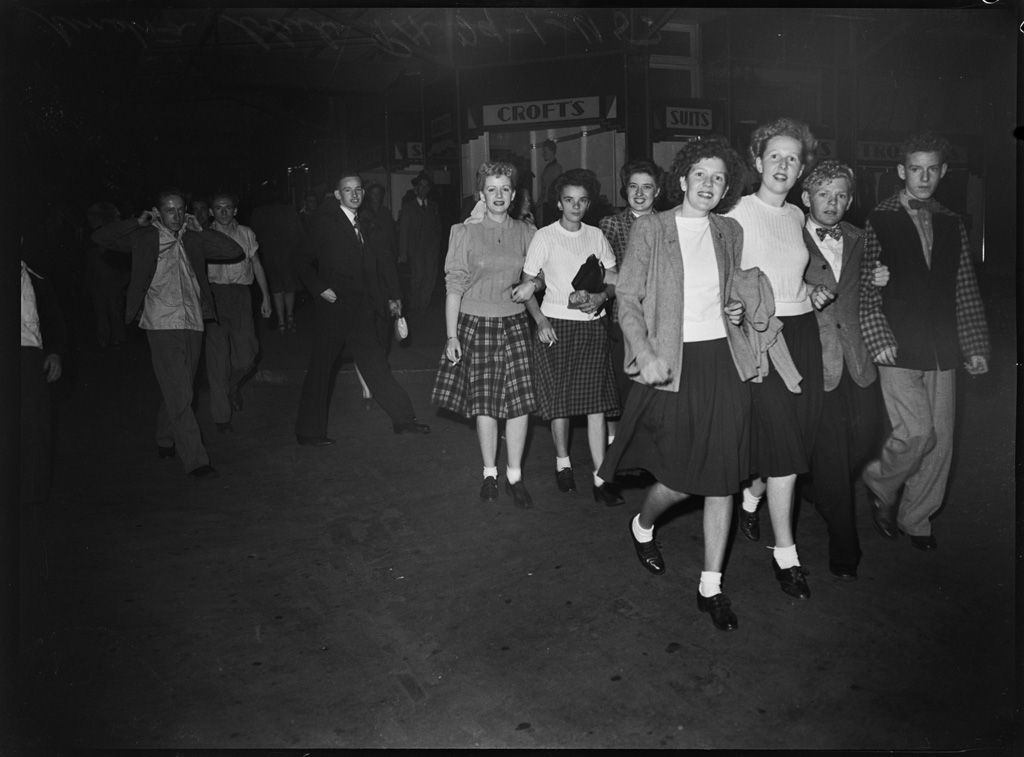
[431,117,989,632]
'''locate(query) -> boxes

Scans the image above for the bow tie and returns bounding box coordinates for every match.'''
[815,226,842,242]
[908,198,940,213]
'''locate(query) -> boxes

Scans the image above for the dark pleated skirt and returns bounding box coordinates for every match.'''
[532,317,620,420]
[599,338,751,497]
[748,311,824,478]
[431,310,537,419]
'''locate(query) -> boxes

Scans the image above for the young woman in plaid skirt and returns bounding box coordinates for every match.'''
[432,162,553,508]
[521,169,625,507]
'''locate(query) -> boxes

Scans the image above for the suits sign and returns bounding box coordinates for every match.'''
[482,97,601,127]
[664,106,712,131]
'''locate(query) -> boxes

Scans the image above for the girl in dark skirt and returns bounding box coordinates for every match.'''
[599,138,751,631]
[432,162,551,508]
[521,169,624,507]
[724,117,829,600]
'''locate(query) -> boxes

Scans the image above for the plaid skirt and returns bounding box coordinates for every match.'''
[533,317,621,420]
[599,338,751,496]
[431,310,537,419]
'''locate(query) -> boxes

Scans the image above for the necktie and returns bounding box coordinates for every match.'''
[352,216,364,245]
[908,198,940,213]
[816,226,842,241]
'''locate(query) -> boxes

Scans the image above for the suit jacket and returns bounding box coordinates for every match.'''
[91,219,245,324]
[803,221,877,391]
[360,204,402,310]
[397,196,442,261]
[294,202,395,316]
[618,209,760,393]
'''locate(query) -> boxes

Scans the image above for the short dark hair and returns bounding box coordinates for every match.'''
[899,131,951,165]
[211,192,239,208]
[541,139,557,152]
[748,117,817,167]
[801,160,856,196]
[475,161,518,194]
[665,137,747,214]
[336,170,361,188]
[553,168,599,203]
[303,190,319,202]
[157,187,185,206]
[412,170,433,188]
[618,158,664,201]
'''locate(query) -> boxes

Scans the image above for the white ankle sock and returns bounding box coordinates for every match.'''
[483,466,498,479]
[556,456,571,471]
[607,435,615,446]
[631,514,653,543]
[742,487,761,513]
[699,571,722,598]
[773,544,799,569]
[505,466,521,484]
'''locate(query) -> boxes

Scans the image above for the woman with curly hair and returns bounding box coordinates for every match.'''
[599,138,750,631]
[521,168,625,507]
[724,116,830,601]
[432,162,552,508]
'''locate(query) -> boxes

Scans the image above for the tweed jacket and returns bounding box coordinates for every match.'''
[859,192,989,370]
[803,221,877,391]
[91,219,245,324]
[618,209,763,393]
[599,208,639,322]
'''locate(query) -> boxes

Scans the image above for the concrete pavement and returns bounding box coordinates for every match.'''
[12,294,1018,751]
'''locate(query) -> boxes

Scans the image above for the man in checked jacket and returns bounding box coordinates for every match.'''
[858,132,989,552]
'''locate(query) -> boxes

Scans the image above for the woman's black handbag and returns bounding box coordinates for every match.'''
[571,254,606,293]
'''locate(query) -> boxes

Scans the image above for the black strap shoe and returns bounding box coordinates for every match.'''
[505,479,533,509]
[593,482,625,507]
[394,420,431,435]
[480,476,498,502]
[157,443,177,459]
[738,508,760,541]
[630,521,665,574]
[697,591,738,631]
[555,467,576,493]
[772,557,810,599]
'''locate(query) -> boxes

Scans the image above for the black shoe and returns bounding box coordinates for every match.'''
[593,482,625,507]
[297,435,336,446]
[157,444,176,459]
[829,563,858,581]
[772,557,810,599]
[361,397,375,411]
[505,479,533,509]
[229,386,243,413]
[480,476,498,501]
[394,420,431,435]
[867,487,899,540]
[188,465,220,480]
[555,467,576,493]
[902,531,937,551]
[216,422,233,433]
[697,591,738,631]
[738,508,760,542]
[630,521,665,575]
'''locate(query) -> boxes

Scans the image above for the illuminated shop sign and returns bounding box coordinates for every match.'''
[482,97,602,126]
[665,106,712,130]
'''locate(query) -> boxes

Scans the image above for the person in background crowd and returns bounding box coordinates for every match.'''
[398,171,443,316]
[21,258,67,506]
[91,188,246,479]
[800,160,889,580]
[537,139,563,227]
[859,132,989,552]
[724,117,825,600]
[293,171,430,446]
[432,162,549,508]
[600,138,750,632]
[205,192,272,433]
[84,201,129,350]
[599,158,664,444]
[190,195,212,228]
[298,190,319,233]
[521,168,625,507]
[249,183,305,334]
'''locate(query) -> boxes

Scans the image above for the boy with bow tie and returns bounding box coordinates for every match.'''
[858,133,989,552]
[801,160,888,580]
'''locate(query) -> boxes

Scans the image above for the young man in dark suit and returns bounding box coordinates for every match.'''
[858,133,989,551]
[292,171,430,445]
[800,161,887,580]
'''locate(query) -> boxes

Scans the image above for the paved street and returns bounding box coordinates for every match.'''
[12,292,1017,751]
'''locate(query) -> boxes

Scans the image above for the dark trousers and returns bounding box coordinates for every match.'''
[408,245,439,314]
[148,329,209,472]
[21,347,53,504]
[206,284,258,423]
[608,322,632,418]
[295,299,415,439]
[809,366,885,569]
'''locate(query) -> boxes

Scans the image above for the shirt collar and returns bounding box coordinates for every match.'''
[339,205,357,224]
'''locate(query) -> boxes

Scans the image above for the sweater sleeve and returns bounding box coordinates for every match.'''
[444,224,471,296]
